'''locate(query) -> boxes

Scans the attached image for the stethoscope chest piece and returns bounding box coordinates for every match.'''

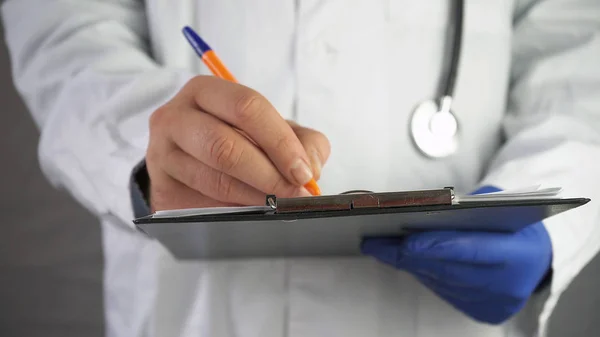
[410,97,459,159]
[408,0,464,159]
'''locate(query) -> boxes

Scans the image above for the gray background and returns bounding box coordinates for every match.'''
[0,22,104,337]
[0,19,598,337]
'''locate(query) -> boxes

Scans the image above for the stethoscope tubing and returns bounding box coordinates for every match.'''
[410,0,464,159]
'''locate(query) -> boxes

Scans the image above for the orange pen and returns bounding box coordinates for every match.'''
[182,26,321,196]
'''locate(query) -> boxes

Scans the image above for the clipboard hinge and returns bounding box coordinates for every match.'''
[269,187,454,214]
[266,195,277,210]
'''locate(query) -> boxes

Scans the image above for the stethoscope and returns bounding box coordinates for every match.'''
[410,0,464,159]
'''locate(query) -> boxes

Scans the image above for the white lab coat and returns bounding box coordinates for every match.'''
[2,0,600,336]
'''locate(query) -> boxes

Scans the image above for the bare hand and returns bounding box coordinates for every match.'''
[146,76,330,211]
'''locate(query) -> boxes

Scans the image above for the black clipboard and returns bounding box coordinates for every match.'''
[133,187,589,260]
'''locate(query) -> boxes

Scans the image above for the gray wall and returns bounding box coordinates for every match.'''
[0,22,104,337]
[0,18,598,337]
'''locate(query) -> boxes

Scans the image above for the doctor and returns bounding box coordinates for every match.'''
[2,1,600,337]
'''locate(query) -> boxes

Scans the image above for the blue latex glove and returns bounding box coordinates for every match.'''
[361,186,553,324]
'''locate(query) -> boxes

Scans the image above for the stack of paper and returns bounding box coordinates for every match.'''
[152,205,273,219]
[149,186,563,219]
[456,186,562,203]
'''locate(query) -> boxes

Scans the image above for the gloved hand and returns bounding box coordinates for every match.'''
[361,186,553,324]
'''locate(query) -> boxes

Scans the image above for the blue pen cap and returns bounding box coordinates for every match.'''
[182,26,212,55]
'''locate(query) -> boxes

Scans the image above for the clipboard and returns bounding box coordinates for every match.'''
[133,187,590,260]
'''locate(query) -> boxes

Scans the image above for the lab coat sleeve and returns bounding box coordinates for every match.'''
[478,1,600,335]
[1,0,195,229]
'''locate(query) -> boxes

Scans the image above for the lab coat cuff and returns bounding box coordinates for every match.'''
[534,216,582,337]
[129,158,151,219]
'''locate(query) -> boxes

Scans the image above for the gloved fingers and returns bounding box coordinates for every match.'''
[361,237,406,267]
[399,230,513,265]
[362,238,505,288]
[415,274,493,303]
[401,258,502,289]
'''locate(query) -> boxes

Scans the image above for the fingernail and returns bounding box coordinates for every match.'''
[290,159,313,185]
[310,150,322,178]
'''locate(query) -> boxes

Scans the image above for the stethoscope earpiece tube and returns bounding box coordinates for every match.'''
[442,0,464,99]
[410,0,464,159]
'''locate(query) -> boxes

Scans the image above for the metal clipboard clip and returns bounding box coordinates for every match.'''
[266,187,455,214]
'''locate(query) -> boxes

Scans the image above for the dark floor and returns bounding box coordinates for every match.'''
[0,19,598,337]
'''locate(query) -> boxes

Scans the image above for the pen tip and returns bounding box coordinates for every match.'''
[304,179,322,196]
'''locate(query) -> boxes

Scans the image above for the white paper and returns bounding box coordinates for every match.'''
[152,205,273,218]
[456,186,562,203]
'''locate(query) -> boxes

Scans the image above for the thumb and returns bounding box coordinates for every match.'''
[288,121,331,180]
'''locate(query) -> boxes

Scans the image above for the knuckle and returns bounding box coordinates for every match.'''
[184,75,205,90]
[274,136,294,153]
[316,131,331,150]
[180,75,210,99]
[310,131,331,153]
[149,105,171,133]
[234,91,265,122]
[209,133,242,171]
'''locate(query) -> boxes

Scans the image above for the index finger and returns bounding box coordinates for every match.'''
[181,76,315,187]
